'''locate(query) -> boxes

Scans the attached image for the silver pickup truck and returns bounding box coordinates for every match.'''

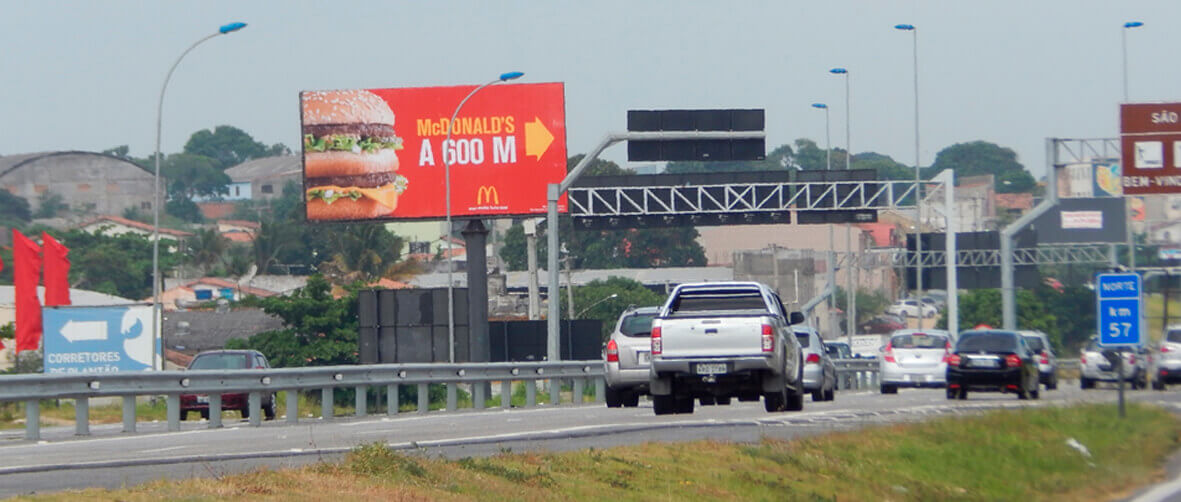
[649,281,805,415]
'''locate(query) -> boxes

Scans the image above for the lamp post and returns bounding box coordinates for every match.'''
[1122,21,1143,102]
[152,21,247,371]
[812,103,837,337]
[443,71,524,362]
[830,67,854,342]
[1122,21,1142,273]
[895,23,923,302]
[576,293,618,319]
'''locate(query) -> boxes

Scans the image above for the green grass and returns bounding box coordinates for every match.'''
[16,403,1180,501]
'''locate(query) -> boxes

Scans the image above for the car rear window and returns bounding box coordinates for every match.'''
[668,288,767,314]
[1023,336,1045,352]
[957,333,1017,353]
[794,332,811,348]
[891,333,948,349]
[1168,330,1181,343]
[189,353,250,370]
[620,313,657,337]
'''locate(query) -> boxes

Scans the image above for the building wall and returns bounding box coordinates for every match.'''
[0,152,154,216]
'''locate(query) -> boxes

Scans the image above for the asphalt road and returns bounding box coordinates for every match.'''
[1,384,1178,498]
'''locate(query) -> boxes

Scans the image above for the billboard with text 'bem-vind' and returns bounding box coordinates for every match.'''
[300,83,568,222]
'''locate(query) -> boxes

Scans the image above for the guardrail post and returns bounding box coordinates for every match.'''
[166,394,180,432]
[248,392,262,427]
[525,380,537,407]
[25,400,39,441]
[355,386,367,417]
[75,397,89,436]
[386,384,399,415]
[474,383,486,410]
[210,393,223,428]
[870,370,879,388]
[573,379,585,404]
[417,383,429,414]
[122,395,136,433]
[321,387,333,420]
[595,378,605,403]
[286,390,299,424]
[549,378,561,406]
[501,380,512,409]
[446,383,457,411]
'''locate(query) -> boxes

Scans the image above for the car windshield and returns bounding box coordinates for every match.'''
[957,333,1017,353]
[189,353,250,370]
[794,332,811,348]
[891,333,948,349]
[1168,330,1181,343]
[1023,336,1045,352]
[620,313,657,337]
[825,343,851,359]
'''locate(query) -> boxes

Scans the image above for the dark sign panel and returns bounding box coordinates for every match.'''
[627,109,765,162]
[1030,197,1127,244]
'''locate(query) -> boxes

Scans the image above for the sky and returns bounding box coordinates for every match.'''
[2,1,1180,178]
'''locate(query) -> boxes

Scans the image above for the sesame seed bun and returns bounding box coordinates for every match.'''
[301,89,395,127]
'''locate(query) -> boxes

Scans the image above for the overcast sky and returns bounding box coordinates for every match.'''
[2,1,1179,177]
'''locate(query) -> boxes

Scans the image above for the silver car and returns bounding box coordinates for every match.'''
[880,329,951,393]
[604,306,660,407]
[793,326,835,402]
[1079,337,1147,390]
[1153,325,1181,390]
[1019,330,1058,390]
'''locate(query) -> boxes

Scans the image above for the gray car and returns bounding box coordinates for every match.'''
[794,326,836,402]
[1019,330,1058,390]
[1079,337,1147,390]
[604,306,661,407]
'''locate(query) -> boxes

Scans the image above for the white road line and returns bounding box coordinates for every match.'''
[139,446,186,454]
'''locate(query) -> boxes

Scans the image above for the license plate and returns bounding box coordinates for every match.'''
[636,351,650,365]
[695,363,728,375]
[196,395,209,404]
[969,358,999,368]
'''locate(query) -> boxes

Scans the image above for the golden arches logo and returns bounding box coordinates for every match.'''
[477,185,500,205]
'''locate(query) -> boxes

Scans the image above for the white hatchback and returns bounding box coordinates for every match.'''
[886,299,938,318]
[880,329,952,393]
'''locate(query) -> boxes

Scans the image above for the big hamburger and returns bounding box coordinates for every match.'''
[302,89,407,220]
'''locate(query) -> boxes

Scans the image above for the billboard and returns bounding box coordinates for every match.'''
[43,305,160,373]
[1031,197,1127,244]
[301,83,568,221]
[1120,103,1181,195]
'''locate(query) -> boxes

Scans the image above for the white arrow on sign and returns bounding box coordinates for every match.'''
[61,320,108,343]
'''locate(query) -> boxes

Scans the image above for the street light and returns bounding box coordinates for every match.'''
[894,22,923,301]
[811,103,831,171]
[812,102,837,337]
[576,293,618,319]
[1122,21,1144,102]
[152,21,247,371]
[443,71,524,362]
[830,66,854,342]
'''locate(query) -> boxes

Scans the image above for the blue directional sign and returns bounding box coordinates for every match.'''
[1096,273,1143,348]
[42,305,160,373]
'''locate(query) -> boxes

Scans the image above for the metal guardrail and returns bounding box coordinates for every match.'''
[834,359,880,391]
[0,361,606,441]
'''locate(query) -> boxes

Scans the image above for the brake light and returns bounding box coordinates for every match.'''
[806,353,821,364]
[761,324,774,353]
[1128,354,1137,365]
[606,339,619,363]
[1039,351,1049,365]
[1163,346,1171,353]
[1080,355,1087,364]
[884,342,895,363]
[947,353,961,366]
[1005,354,1021,368]
[651,326,662,355]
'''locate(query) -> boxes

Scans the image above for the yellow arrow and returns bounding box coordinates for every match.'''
[524,117,554,161]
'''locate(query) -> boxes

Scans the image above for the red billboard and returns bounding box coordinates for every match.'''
[1120,102,1181,195]
[301,83,568,221]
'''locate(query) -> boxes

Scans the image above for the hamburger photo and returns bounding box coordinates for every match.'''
[302,89,407,220]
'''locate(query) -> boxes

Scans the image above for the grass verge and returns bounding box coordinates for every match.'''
[13,402,1181,501]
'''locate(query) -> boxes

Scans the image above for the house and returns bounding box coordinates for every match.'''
[217,219,260,243]
[156,275,309,311]
[74,215,193,248]
[0,151,155,217]
[223,155,302,201]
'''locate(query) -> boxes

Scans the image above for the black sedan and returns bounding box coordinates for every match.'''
[946,330,1040,400]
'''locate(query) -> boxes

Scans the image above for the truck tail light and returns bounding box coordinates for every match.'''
[606,339,619,363]
[883,342,895,363]
[806,353,820,364]
[651,326,662,355]
[1039,351,1049,365]
[1162,346,1171,353]
[761,324,774,353]
[1080,354,1087,364]
[1005,354,1021,368]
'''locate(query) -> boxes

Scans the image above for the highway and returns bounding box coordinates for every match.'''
[0,385,1177,498]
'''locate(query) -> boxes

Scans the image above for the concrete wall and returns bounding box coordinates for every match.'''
[0,152,154,216]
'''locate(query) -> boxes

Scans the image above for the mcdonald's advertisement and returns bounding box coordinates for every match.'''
[300,82,568,222]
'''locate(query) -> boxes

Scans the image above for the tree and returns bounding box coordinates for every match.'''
[225,275,358,367]
[161,153,230,200]
[792,138,828,171]
[33,191,69,219]
[0,191,31,225]
[183,125,282,169]
[929,141,1033,193]
[314,224,405,282]
[165,197,204,223]
[852,152,915,181]
[56,229,178,299]
[565,277,666,340]
[938,288,1059,348]
[185,228,230,274]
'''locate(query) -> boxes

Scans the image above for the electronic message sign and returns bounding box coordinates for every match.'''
[300,83,568,221]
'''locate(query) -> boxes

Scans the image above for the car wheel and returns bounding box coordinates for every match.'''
[763,388,786,412]
[957,389,968,400]
[624,392,641,407]
[264,399,277,421]
[824,387,835,402]
[1030,387,1040,400]
[1080,377,1093,390]
[653,395,677,415]
[200,410,210,420]
[1154,380,1167,391]
[811,389,824,402]
[946,388,958,400]
[675,397,695,414]
[605,386,624,408]
[881,384,898,394]
[715,396,732,406]
[1047,375,1058,391]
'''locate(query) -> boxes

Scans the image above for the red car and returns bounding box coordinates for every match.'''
[859,315,906,335]
[180,350,276,421]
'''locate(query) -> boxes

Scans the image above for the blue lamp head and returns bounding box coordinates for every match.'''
[894,24,915,31]
[499,71,525,81]
[1124,21,1144,29]
[830,68,848,75]
[811,103,828,109]
[219,22,247,34]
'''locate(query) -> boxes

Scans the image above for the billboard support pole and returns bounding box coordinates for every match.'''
[1002,138,1060,329]
[937,169,959,338]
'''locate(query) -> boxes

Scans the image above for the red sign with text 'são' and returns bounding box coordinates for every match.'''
[1120,102,1181,195]
[301,82,567,222]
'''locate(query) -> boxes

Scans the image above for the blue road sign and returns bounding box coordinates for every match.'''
[42,305,160,373]
[1096,273,1143,348]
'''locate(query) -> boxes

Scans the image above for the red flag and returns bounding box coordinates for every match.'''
[13,230,43,353]
[42,232,71,307]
